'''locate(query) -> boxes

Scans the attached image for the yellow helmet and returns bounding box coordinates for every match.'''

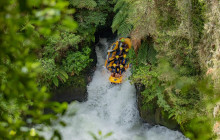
[123,54,127,58]
[113,64,116,67]
[125,49,129,52]
[120,65,123,68]
[116,55,119,59]
[120,47,123,51]
[121,38,125,42]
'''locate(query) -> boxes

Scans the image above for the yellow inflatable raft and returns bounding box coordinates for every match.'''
[104,38,132,84]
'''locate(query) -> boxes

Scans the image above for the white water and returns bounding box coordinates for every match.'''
[43,38,189,140]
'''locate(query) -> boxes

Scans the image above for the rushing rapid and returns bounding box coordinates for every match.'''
[43,38,189,140]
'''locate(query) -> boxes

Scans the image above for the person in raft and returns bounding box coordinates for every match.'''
[113,55,120,66]
[108,63,118,77]
[116,46,124,56]
[121,54,128,67]
[118,38,124,48]
[123,48,129,55]
[119,64,125,76]
[120,38,129,50]
[108,54,120,62]
[114,55,121,78]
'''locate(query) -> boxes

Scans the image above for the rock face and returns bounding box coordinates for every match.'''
[136,84,180,130]
[52,86,87,103]
[51,66,96,103]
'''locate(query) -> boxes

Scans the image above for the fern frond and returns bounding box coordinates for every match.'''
[112,11,128,33]
[117,20,133,36]
[113,0,125,12]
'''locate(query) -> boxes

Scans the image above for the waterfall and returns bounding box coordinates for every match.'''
[42,38,189,140]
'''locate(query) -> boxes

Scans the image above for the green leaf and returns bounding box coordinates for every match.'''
[98,130,102,135]
[53,77,59,87]
[59,70,68,79]
[59,121,66,127]
[51,130,62,140]
[104,132,113,138]
[59,74,67,82]
[88,132,98,140]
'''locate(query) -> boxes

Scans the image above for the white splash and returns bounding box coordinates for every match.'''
[42,38,189,140]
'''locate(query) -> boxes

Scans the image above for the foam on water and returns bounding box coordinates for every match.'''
[43,38,189,140]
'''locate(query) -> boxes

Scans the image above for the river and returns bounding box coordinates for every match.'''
[42,38,189,140]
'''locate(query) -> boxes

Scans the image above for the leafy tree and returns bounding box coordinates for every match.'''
[0,0,76,139]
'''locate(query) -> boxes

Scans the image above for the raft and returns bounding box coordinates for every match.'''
[108,64,130,83]
[104,38,132,84]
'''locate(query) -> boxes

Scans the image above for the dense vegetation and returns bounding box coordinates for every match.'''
[38,0,113,88]
[0,0,77,139]
[0,0,113,139]
[1,0,220,139]
[112,0,220,139]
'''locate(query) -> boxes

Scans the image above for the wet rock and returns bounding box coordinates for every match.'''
[52,86,87,103]
[136,84,180,130]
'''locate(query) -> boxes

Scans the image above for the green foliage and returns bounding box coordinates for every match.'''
[154,0,205,77]
[65,74,87,88]
[124,1,220,138]
[89,130,113,140]
[198,0,220,90]
[128,39,157,71]
[63,47,93,75]
[69,0,97,9]
[39,58,58,86]
[112,0,157,38]
[137,40,157,65]
[130,37,219,137]
[0,0,77,139]
[38,58,70,88]
[112,0,133,36]
[131,56,218,138]
[37,0,113,88]
[73,0,113,42]
[183,117,216,140]
[38,29,84,88]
